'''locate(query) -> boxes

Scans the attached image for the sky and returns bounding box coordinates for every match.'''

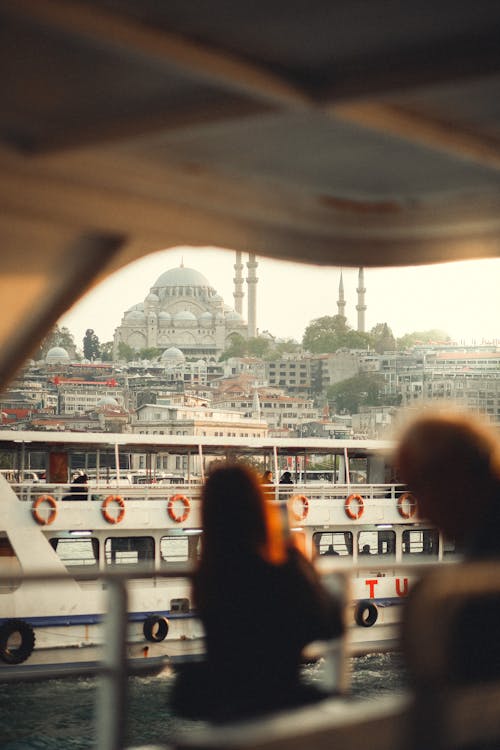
[59,245,500,349]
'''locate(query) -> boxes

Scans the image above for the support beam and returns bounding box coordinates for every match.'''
[333,102,500,171]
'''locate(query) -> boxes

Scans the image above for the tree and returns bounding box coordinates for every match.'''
[138,347,162,360]
[327,372,386,414]
[219,334,249,361]
[246,337,271,358]
[274,339,300,356]
[100,341,114,361]
[37,325,76,359]
[370,323,396,353]
[397,329,451,350]
[303,315,370,353]
[117,342,136,361]
[83,329,100,361]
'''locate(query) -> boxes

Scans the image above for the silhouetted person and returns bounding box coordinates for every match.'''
[395,411,500,559]
[65,472,88,500]
[172,463,343,721]
[359,544,371,555]
[324,544,339,556]
[279,470,293,484]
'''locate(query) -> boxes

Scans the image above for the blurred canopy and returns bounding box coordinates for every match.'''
[2,1,500,387]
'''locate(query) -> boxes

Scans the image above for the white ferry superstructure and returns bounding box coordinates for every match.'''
[0,430,457,676]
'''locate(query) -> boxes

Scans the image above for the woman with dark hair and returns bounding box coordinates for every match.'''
[172,463,343,721]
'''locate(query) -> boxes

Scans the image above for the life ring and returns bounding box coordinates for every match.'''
[0,619,36,664]
[32,495,58,526]
[289,494,309,522]
[345,493,364,520]
[354,600,378,628]
[167,494,190,523]
[143,615,169,643]
[101,495,125,524]
[397,492,417,519]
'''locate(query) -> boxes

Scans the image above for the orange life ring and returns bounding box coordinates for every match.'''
[345,493,364,520]
[32,495,58,525]
[101,495,125,524]
[167,494,190,523]
[289,494,309,522]
[397,492,417,519]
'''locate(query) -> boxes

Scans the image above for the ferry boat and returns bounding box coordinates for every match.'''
[0,429,456,677]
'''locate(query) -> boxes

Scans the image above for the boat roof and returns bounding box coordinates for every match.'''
[3,2,500,388]
[0,430,392,457]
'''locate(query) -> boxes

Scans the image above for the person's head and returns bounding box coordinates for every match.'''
[280,471,292,483]
[361,544,370,554]
[262,470,273,483]
[395,411,500,543]
[73,472,88,485]
[200,463,285,566]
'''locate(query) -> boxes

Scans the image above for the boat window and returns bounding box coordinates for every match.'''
[0,534,22,592]
[105,536,154,569]
[49,536,99,578]
[349,458,368,484]
[443,537,464,557]
[402,529,439,557]
[160,533,201,564]
[314,531,353,557]
[357,530,396,556]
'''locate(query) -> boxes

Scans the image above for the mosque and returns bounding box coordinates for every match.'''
[112,252,259,360]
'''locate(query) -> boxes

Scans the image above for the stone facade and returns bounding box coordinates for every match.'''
[113,265,248,359]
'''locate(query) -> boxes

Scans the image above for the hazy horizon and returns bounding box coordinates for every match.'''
[59,246,500,351]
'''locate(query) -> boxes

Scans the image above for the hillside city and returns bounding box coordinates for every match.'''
[2,259,499,441]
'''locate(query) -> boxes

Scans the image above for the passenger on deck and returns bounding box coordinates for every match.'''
[64,472,88,500]
[359,544,371,555]
[279,470,293,484]
[323,544,339,556]
[71,474,89,500]
[261,469,273,485]
[395,411,500,559]
[171,463,344,722]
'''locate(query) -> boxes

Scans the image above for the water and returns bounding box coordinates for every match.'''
[0,653,407,749]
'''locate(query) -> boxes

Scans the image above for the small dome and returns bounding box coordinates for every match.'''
[145,292,159,304]
[125,309,146,321]
[199,311,213,327]
[161,347,185,363]
[46,346,70,363]
[226,311,243,321]
[158,311,171,327]
[125,303,144,313]
[97,396,119,408]
[174,310,197,321]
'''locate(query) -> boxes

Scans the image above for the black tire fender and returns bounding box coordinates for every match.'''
[354,600,378,628]
[143,615,169,643]
[0,619,36,664]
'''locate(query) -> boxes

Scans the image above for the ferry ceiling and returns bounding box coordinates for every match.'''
[2,0,500,389]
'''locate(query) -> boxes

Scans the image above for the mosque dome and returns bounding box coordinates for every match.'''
[226,310,243,321]
[158,311,171,326]
[161,346,185,364]
[152,266,213,290]
[199,311,213,327]
[174,310,196,327]
[145,292,159,306]
[124,309,146,322]
[46,346,70,364]
[97,396,119,408]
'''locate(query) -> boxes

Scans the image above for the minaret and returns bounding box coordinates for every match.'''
[246,253,258,337]
[356,267,367,332]
[337,270,346,318]
[233,251,244,315]
[252,387,261,421]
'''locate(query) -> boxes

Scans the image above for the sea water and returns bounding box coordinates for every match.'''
[0,653,407,749]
